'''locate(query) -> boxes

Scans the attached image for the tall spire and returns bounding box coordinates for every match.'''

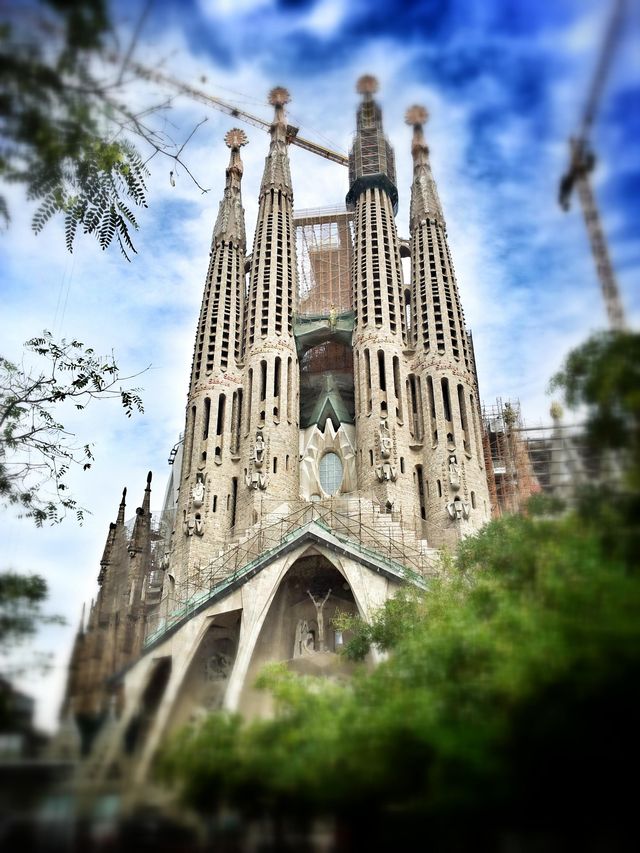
[237,85,300,528]
[260,87,293,196]
[406,105,444,227]
[212,128,248,247]
[406,104,491,546]
[347,75,398,212]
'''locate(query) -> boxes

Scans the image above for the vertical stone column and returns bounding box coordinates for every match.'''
[348,76,415,518]
[406,106,490,546]
[172,130,249,583]
[237,88,300,530]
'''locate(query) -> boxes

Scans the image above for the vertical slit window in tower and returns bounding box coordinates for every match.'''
[286,357,292,423]
[377,350,386,392]
[187,405,196,475]
[259,360,267,424]
[230,391,238,455]
[427,375,438,444]
[416,464,426,520]
[419,230,429,350]
[213,495,217,512]
[437,479,442,497]
[471,491,476,509]
[286,454,289,471]
[230,477,238,529]
[246,369,253,434]
[441,377,452,425]
[369,449,374,466]
[203,397,211,440]
[216,394,226,437]
[274,356,281,397]
[364,349,372,414]
[458,384,470,453]
[406,379,414,436]
[471,393,483,468]
[415,375,424,440]
[404,288,412,342]
[393,355,402,422]
[273,456,278,474]
[409,374,422,441]
[354,351,360,412]
[400,457,405,474]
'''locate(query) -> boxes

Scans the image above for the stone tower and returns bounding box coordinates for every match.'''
[406,105,490,545]
[173,129,248,583]
[237,87,300,528]
[59,80,497,778]
[347,75,415,516]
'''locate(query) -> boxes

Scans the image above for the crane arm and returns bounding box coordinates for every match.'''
[122,58,349,167]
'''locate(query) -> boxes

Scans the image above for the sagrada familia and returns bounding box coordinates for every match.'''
[60,76,492,789]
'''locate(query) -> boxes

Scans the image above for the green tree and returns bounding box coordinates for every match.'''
[160,332,640,847]
[0,330,144,525]
[1,0,207,258]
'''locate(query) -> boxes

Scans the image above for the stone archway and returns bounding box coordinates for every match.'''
[237,552,359,717]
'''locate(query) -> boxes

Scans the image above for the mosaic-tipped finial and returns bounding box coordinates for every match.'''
[550,401,564,422]
[356,74,379,96]
[224,128,248,150]
[268,86,291,107]
[405,104,429,127]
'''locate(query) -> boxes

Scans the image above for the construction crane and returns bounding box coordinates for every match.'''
[118,57,349,168]
[559,0,627,331]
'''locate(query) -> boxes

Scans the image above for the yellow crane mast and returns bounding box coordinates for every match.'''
[558,0,627,331]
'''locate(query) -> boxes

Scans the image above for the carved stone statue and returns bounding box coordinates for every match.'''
[293,619,315,657]
[183,511,196,537]
[194,514,204,536]
[375,461,397,482]
[250,430,266,468]
[447,496,470,521]
[307,589,331,651]
[379,420,392,459]
[192,474,205,508]
[448,455,460,491]
[245,470,267,491]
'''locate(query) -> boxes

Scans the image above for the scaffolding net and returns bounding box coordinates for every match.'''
[296,206,354,315]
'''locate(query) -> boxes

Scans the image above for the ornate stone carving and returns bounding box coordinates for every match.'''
[191,474,205,508]
[447,496,470,521]
[293,619,315,658]
[250,431,266,468]
[306,589,332,651]
[448,454,460,491]
[245,470,267,491]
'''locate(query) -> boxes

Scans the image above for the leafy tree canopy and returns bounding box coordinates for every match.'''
[0,329,144,525]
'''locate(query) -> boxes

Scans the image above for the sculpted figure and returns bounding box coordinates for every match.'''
[448,455,460,491]
[192,475,205,507]
[194,514,204,536]
[251,431,265,467]
[379,420,392,459]
[307,589,331,651]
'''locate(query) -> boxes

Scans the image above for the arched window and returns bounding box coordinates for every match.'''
[319,452,343,495]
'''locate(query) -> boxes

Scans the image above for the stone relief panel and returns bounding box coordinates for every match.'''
[299,422,356,500]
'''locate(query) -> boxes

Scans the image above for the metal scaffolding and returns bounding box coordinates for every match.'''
[296,205,354,315]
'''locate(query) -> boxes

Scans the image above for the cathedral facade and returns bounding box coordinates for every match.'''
[62,77,491,787]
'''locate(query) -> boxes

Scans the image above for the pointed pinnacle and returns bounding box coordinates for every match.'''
[405,105,429,127]
[117,487,127,524]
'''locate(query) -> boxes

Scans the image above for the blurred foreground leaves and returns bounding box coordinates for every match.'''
[160,333,639,845]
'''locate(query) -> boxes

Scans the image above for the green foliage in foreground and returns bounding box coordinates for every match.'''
[160,333,640,840]
[160,508,639,831]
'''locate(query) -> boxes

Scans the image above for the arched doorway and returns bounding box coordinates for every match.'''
[238,553,360,716]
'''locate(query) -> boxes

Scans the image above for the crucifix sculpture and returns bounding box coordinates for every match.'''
[307,588,332,651]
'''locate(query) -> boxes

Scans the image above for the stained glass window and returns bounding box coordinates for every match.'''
[319,452,343,495]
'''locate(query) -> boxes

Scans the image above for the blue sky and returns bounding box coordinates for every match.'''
[1,0,639,729]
